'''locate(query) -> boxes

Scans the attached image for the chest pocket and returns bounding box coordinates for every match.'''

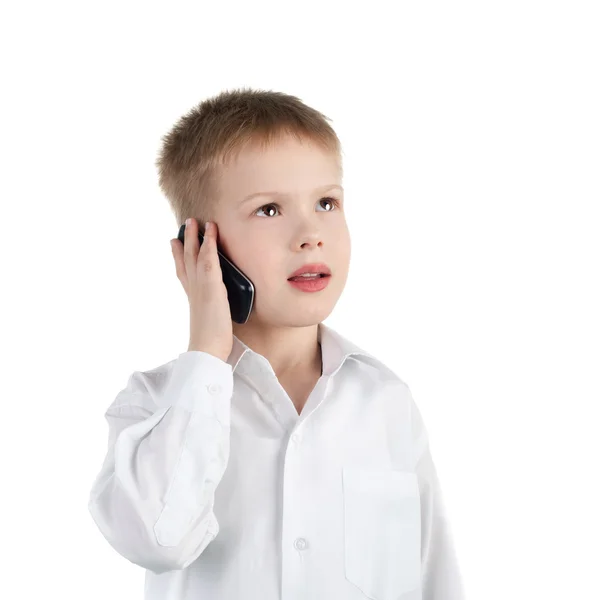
[342,467,421,599]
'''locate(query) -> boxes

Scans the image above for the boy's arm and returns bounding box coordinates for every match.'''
[410,390,467,600]
[87,351,233,574]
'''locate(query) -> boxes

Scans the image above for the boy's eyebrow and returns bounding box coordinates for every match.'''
[239,184,343,205]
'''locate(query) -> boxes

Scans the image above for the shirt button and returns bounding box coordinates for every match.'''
[294,537,308,550]
[207,383,221,395]
[290,433,301,443]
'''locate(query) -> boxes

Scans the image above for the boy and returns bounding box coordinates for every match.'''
[87,87,466,600]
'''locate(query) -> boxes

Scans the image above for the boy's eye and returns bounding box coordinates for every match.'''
[254,197,340,217]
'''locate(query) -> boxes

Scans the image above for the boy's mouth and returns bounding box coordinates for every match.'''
[287,263,332,279]
[288,274,330,281]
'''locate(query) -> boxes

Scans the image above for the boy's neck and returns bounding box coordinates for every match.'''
[232,322,323,379]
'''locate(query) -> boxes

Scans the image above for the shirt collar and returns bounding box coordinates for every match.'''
[226,322,393,380]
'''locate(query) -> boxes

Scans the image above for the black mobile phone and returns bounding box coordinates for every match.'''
[177,222,255,324]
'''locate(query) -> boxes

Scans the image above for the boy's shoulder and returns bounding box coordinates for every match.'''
[115,323,410,409]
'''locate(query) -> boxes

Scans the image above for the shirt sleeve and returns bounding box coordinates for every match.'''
[87,351,234,574]
[409,389,467,600]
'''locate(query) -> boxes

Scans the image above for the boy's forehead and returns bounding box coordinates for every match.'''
[229,139,336,169]
[219,150,340,199]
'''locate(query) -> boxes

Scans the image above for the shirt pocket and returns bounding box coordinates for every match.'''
[342,467,421,599]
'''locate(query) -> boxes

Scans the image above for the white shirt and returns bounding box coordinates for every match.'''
[88,322,465,600]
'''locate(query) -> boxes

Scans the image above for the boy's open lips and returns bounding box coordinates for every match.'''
[287,274,331,292]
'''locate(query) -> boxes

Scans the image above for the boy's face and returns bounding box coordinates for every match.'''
[212,134,350,329]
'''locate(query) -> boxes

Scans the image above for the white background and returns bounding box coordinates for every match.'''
[1,1,598,598]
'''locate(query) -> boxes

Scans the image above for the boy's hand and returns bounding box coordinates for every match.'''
[170,218,233,362]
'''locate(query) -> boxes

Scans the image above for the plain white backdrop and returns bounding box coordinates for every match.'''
[1,1,598,598]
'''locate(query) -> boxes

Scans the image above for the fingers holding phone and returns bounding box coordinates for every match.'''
[170,218,233,362]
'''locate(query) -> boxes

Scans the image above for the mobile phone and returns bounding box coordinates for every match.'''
[177,222,255,324]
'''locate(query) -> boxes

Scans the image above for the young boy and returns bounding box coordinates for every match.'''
[87,87,466,600]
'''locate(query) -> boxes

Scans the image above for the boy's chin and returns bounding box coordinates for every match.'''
[245,306,336,329]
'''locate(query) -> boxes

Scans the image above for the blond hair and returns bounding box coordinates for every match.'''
[155,87,344,228]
